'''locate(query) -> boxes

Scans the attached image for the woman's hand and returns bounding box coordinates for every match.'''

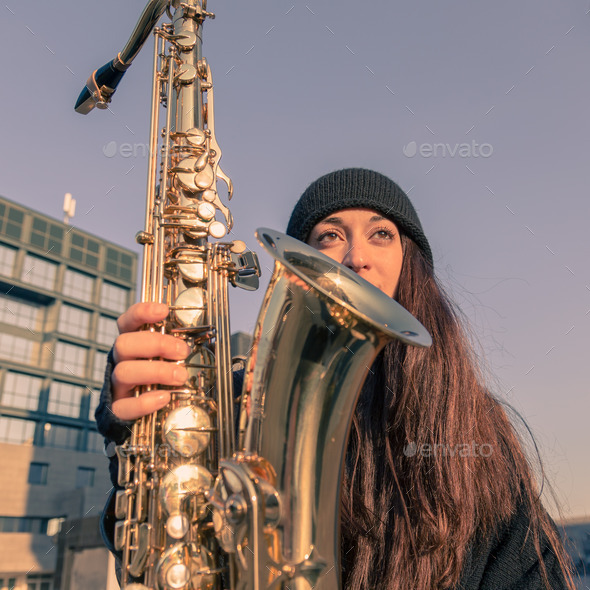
[111,302,190,421]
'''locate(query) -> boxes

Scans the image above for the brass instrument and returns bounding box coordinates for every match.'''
[75,2,431,589]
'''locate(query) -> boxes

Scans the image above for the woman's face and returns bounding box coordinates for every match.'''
[307,207,403,298]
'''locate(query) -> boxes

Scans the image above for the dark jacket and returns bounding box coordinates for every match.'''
[95,351,572,589]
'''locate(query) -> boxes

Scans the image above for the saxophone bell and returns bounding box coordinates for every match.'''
[210,229,431,590]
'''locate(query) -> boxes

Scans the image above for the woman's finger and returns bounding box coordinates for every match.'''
[117,302,169,334]
[112,360,188,400]
[113,331,190,364]
[112,390,171,421]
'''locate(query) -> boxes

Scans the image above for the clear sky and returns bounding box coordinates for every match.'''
[0,0,588,519]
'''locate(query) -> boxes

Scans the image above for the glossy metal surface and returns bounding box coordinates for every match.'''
[254,231,429,589]
[210,230,430,589]
[76,1,258,587]
[163,406,211,457]
[119,0,170,65]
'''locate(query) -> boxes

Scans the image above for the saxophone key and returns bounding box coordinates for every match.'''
[115,488,132,519]
[128,522,152,578]
[172,156,214,192]
[176,63,197,85]
[116,445,132,486]
[200,188,233,230]
[136,481,149,523]
[208,221,226,239]
[159,464,213,516]
[163,405,212,458]
[194,164,215,190]
[155,542,218,590]
[194,151,209,172]
[172,287,206,327]
[177,257,207,283]
[185,127,206,147]
[114,520,128,552]
[174,30,197,51]
[165,512,190,539]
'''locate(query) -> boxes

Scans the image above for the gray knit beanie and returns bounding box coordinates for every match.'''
[286,168,433,265]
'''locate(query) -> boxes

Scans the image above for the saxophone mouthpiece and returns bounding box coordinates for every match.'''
[74,55,131,114]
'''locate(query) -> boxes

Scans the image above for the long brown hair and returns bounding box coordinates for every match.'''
[340,235,575,589]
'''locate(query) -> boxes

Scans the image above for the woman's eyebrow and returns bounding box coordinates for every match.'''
[317,214,391,225]
[317,216,343,225]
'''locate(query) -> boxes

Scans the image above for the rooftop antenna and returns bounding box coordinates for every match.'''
[63,193,76,225]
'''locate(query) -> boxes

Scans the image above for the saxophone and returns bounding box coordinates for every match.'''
[75,3,431,589]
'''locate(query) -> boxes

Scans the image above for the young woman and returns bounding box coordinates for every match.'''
[96,168,576,589]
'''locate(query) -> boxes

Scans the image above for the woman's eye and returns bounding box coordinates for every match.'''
[371,228,395,240]
[318,231,340,242]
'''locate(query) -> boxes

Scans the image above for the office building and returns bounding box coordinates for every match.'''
[0,195,137,589]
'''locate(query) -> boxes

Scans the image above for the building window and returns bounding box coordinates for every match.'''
[0,417,35,445]
[47,381,83,418]
[2,372,42,411]
[106,247,134,281]
[100,282,129,314]
[26,573,54,590]
[87,430,105,454]
[30,217,64,256]
[53,342,87,378]
[0,243,17,276]
[57,304,91,339]
[0,333,34,363]
[92,351,108,383]
[69,232,100,268]
[0,202,24,239]
[28,462,48,485]
[21,254,57,291]
[63,268,95,303]
[96,316,118,346]
[76,466,95,488]
[0,516,49,534]
[0,294,42,331]
[43,423,79,450]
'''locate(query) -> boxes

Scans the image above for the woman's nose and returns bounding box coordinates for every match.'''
[341,240,368,272]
